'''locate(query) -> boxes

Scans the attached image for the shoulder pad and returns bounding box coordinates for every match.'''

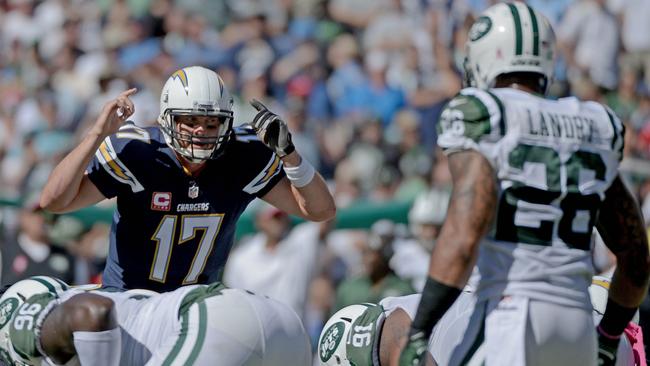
[233,125,260,142]
[9,292,58,364]
[438,88,504,142]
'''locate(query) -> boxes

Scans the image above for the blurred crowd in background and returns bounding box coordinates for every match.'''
[1,0,650,352]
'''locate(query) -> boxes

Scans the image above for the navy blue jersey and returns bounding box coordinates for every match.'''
[86,124,285,292]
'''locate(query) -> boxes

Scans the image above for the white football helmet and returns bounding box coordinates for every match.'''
[318,304,373,366]
[465,2,555,93]
[408,190,449,227]
[408,190,450,250]
[589,276,639,366]
[0,276,69,365]
[158,66,234,162]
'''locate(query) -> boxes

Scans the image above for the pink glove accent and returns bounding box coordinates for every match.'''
[624,322,646,366]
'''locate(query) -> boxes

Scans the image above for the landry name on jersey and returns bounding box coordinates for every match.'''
[86,125,285,292]
[437,87,625,307]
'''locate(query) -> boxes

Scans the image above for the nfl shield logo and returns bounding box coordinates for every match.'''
[188,184,199,199]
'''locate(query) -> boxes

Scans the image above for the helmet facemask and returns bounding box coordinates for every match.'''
[159,108,233,163]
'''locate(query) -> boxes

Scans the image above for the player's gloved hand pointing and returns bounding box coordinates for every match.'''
[250,99,295,158]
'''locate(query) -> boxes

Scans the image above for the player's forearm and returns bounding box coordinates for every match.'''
[409,151,496,340]
[40,131,106,212]
[425,187,486,287]
[427,150,497,286]
[428,235,480,287]
[282,152,336,222]
[289,175,336,221]
[597,176,650,307]
[608,229,650,307]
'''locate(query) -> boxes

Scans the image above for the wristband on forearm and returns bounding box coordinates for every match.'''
[599,298,638,337]
[283,158,315,188]
[410,276,462,338]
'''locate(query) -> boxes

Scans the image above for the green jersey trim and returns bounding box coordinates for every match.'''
[345,304,385,366]
[9,292,59,364]
[178,282,226,317]
[603,105,625,159]
[162,300,208,366]
[485,90,506,135]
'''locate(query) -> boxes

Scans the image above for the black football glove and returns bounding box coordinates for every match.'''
[597,329,619,366]
[250,99,295,158]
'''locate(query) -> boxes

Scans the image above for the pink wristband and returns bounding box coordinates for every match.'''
[597,324,622,340]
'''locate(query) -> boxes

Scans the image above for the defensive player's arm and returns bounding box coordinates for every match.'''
[40,293,119,365]
[383,308,437,366]
[261,151,336,222]
[40,89,136,213]
[400,149,497,364]
[427,149,497,287]
[596,175,650,314]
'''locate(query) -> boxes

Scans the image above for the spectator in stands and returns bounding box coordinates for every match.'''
[333,221,414,312]
[224,205,331,319]
[613,0,650,88]
[558,0,619,92]
[325,33,367,119]
[1,199,74,285]
[391,189,449,291]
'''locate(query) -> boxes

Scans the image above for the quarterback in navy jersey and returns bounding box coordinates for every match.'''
[40,66,336,292]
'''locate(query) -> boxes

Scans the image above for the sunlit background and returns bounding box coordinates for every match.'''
[1,0,649,355]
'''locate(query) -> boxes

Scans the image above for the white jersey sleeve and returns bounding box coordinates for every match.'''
[437,87,506,167]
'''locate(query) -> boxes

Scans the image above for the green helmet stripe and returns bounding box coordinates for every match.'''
[30,277,57,294]
[50,277,69,291]
[526,5,540,56]
[507,3,523,55]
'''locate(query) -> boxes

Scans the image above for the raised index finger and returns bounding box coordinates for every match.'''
[250,99,267,112]
[120,88,138,98]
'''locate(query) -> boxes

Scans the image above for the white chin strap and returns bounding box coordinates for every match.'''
[174,143,215,163]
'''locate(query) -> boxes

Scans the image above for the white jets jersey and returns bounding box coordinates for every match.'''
[3,278,310,366]
[437,87,625,309]
[56,285,204,366]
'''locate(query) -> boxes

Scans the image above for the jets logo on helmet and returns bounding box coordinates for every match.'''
[318,304,385,366]
[464,2,555,93]
[319,322,345,363]
[158,66,234,162]
[0,299,18,329]
[469,16,492,42]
